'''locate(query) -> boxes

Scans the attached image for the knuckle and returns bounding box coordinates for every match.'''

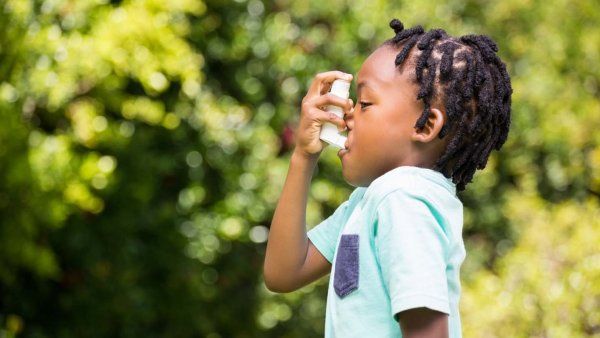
[328,96,343,106]
[325,92,338,102]
[306,108,319,120]
[301,98,309,109]
[310,109,322,119]
[302,98,316,109]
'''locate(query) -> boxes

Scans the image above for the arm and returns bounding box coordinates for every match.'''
[263,150,330,292]
[263,71,354,293]
[397,308,449,338]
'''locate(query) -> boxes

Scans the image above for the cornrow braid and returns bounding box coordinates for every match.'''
[382,19,513,191]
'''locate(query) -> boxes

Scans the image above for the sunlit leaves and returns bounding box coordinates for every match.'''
[463,194,600,337]
[1,0,599,336]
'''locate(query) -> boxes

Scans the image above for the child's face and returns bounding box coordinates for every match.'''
[340,44,426,187]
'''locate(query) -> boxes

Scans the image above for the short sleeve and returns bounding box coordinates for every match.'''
[375,189,451,320]
[306,199,351,264]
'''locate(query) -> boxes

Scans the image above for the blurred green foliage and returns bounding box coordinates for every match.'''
[0,0,598,337]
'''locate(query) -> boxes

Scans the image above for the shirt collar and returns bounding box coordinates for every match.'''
[364,165,456,196]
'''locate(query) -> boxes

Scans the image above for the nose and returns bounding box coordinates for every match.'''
[344,107,354,130]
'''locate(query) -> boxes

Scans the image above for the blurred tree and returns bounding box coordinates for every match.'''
[462,192,599,337]
[0,0,598,337]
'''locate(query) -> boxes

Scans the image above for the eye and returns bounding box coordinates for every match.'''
[360,101,372,109]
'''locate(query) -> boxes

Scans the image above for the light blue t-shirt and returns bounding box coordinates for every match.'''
[307,166,466,338]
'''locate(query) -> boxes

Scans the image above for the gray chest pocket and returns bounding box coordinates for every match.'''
[333,234,359,298]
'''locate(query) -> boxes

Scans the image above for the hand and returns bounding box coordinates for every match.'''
[294,71,354,158]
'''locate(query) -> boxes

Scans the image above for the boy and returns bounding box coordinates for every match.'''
[263,18,512,338]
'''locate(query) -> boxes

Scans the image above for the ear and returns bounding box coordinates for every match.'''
[410,108,445,143]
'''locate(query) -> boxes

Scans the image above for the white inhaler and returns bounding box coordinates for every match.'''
[319,79,351,149]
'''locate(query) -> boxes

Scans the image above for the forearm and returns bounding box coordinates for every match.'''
[263,149,319,291]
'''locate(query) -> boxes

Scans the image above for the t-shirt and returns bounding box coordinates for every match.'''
[306,166,466,338]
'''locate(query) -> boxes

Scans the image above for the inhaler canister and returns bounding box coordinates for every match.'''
[319,79,350,149]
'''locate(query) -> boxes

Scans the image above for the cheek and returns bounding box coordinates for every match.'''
[366,114,399,142]
[348,126,386,169]
[380,102,417,140]
[359,107,414,160]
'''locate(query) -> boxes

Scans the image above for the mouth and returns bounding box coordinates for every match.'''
[337,137,351,160]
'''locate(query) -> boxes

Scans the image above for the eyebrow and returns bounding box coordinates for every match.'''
[357,81,372,95]
[357,81,368,90]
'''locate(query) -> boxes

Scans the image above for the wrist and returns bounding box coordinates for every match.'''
[291,148,320,165]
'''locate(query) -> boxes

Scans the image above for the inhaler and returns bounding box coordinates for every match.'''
[319,79,351,149]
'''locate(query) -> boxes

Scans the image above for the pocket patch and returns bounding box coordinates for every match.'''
[333,234,359,298]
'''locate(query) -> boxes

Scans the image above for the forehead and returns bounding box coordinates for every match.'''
[357,44,418,91]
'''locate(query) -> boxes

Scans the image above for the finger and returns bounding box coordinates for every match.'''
[306,71,353,98]
[320,81,333,96]
[345,99,355,118]
[310,109,347,131]
[311,93,354,112]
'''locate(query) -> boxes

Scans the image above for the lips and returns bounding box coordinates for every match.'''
[337,135,351,159]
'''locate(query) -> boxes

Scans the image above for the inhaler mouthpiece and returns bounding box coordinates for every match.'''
[319,78,350,149]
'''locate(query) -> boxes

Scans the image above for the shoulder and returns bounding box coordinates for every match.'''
[365,174,432,209]
[373,187,432,221]
[364,167,453,210]
[372,187,452,250]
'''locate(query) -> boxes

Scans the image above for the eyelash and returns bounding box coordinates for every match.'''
[359,101,372,109]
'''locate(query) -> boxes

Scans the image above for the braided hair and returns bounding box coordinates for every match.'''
[383,18,512,191]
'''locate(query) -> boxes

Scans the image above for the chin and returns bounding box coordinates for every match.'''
[341,166,370,187]
[340,165,355,186]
